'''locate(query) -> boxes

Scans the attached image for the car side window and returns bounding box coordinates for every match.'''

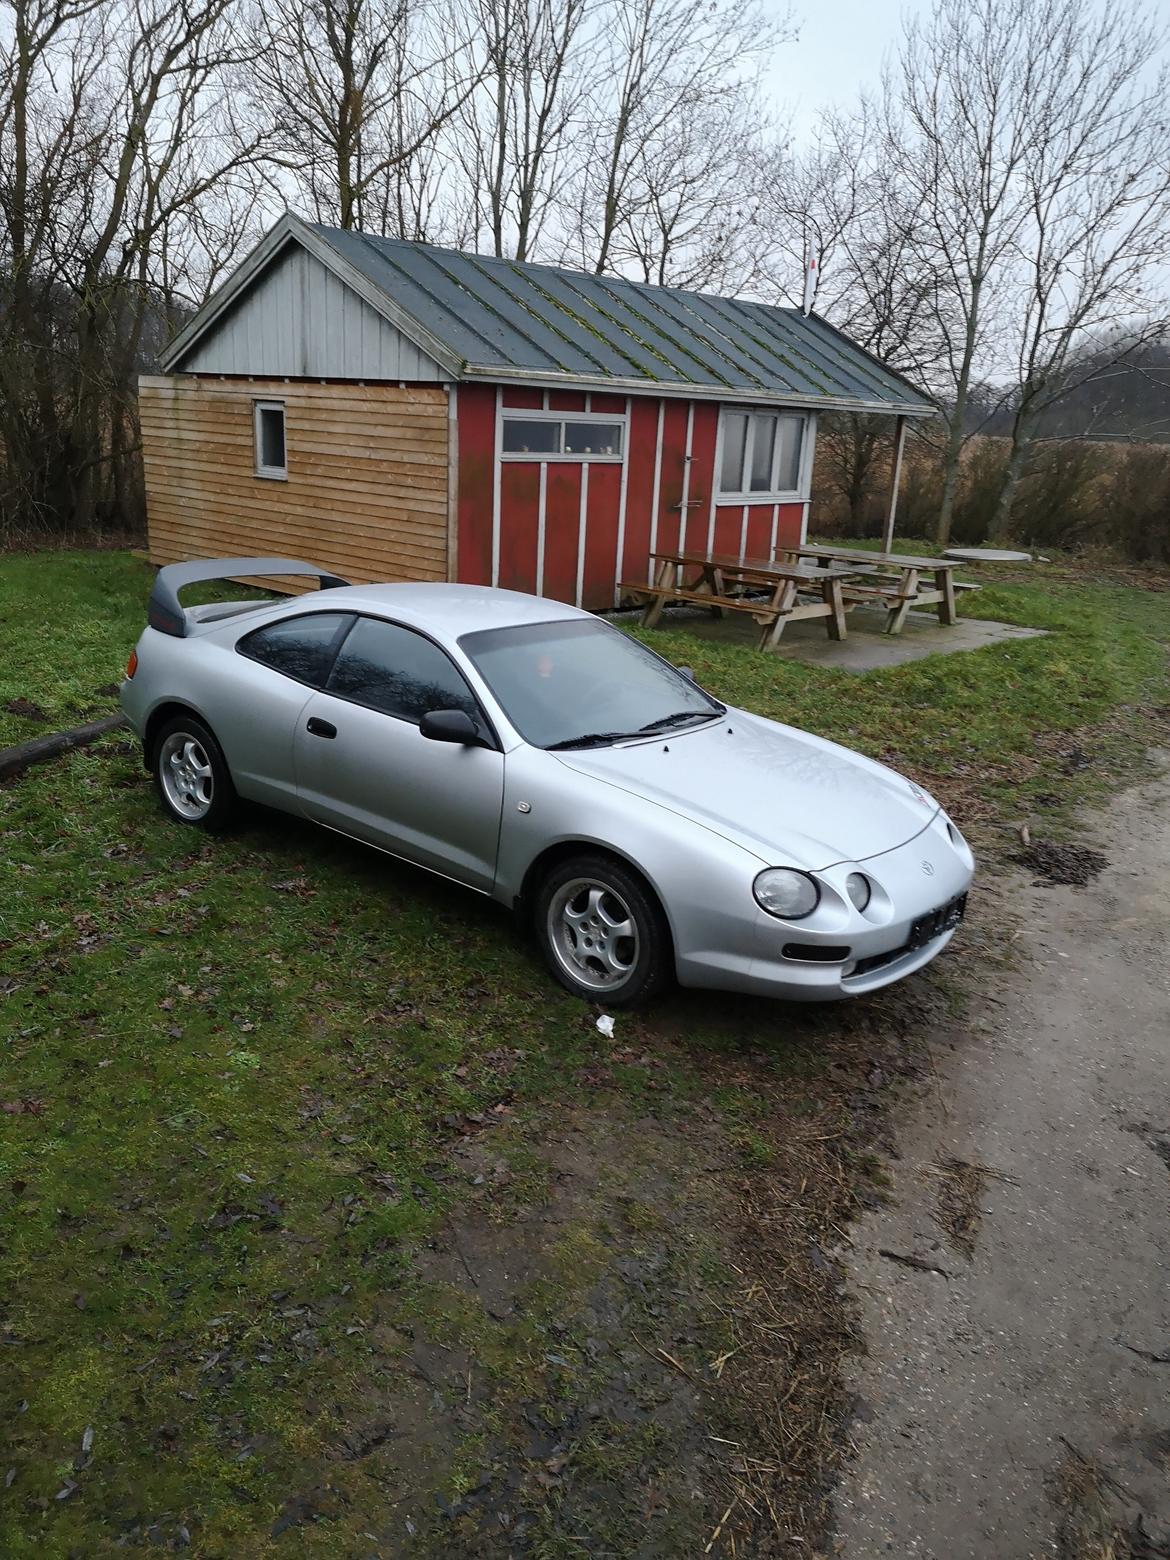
[238,612,353,687]
[326,616,480,726]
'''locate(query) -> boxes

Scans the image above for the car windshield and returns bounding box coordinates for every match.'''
[459,618,725,750]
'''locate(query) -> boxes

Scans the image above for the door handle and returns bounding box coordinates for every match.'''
[306,717,337,739]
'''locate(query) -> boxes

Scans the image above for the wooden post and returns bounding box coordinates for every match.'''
[825,576,848,641]
[882,415,908,555]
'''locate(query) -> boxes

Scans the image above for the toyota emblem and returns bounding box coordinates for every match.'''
[921,860,935,876]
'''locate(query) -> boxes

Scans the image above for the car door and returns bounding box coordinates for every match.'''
[216,610,356,808]
[293,615,505,892]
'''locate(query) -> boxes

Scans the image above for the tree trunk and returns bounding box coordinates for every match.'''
[988,416,1031,541]
[935,261,987,548]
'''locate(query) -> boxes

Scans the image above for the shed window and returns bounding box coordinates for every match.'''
[718,410,805,499]
[501,411,624,460]
[502,419,561,455]
[254,400,287,479]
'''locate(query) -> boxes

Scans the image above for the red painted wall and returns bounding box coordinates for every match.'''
[455,384,807,611]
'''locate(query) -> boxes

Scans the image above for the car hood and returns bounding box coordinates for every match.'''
[553,710,938,870]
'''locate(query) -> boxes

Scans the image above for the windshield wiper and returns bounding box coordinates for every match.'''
[638,709,723,734]
[546,730,638,751]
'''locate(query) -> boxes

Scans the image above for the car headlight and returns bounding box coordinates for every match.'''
[754,868,820,920]
[845,872,871,911]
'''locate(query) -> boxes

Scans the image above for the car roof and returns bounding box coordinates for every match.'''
[277,581,590,637]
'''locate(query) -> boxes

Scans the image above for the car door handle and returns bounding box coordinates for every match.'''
[306,717,337,739]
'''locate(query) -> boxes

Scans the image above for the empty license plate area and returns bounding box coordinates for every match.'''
[908,892,967,950]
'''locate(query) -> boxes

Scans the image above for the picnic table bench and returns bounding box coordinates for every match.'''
[773,543,977,634]
[620,550,860,650]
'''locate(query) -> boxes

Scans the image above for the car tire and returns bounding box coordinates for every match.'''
[534,852,673,1008]
[151,714,237,831]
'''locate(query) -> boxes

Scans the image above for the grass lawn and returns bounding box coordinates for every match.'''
[1,546,1168,1557]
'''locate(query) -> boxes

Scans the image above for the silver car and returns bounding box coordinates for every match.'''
[120,557,975,1007]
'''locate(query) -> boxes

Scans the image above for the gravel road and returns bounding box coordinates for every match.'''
[835,762,1170,1558]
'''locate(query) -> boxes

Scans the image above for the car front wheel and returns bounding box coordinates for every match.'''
[152,714,236,830]
[535,853,672,1007]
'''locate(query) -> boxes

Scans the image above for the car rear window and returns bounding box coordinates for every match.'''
[237,612,353,687]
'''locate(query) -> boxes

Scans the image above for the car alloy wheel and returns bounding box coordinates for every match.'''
[152,714,236,831]
[159,730,215,820]
[547,876,641,994]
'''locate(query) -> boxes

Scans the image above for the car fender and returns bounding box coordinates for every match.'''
[120,627,221,745]
[495,745,766,972]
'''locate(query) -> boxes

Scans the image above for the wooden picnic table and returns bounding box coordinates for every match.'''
[620,549,862,651]
[773,543,972,634]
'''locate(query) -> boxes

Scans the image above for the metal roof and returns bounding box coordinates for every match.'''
[163,214,934,417]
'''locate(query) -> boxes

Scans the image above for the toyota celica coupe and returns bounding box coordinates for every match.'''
[120,557,974,1006]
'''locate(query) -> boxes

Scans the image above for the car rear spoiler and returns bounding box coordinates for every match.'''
[147,556,351,637]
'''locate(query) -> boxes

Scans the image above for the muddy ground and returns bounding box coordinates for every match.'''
[835,760,1170,1559]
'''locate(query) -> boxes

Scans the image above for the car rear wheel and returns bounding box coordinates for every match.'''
[152,714,236,830]
[535,853,672,1007]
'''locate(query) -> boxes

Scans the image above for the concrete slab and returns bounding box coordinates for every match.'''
[617,604,1046,672]
[944,546,1033,563]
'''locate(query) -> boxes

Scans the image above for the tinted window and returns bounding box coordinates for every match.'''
[327,617,479,724]
[239,612,351,686]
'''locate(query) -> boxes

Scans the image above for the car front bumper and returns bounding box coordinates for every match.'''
[674,817,974,1001]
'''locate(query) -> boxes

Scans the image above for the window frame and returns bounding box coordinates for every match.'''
[320,614,501,748]
[236,610,355,688]
[715,407,809,502]
[499,407,626,463]
[253,399,288,480]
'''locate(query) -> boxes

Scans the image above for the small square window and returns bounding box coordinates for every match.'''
[254,401,287,479]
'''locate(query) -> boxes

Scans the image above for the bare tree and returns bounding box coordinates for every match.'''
[760,108,951,529]
[249,0,478,232]
[594,81,773,291]
[0,0,264,530]
[568,0,789,278]
[986,6,1170,535]
[451,0,594,259]
[883,0,1094,545]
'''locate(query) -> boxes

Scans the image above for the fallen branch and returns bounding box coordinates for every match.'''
[0,715,128,782]
[878,1248,950,1277]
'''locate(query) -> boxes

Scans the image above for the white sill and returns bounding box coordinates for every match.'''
[716,491,803,504]
[500,452,623,463]
[255,468,289,481]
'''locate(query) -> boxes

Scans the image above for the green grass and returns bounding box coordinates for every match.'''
[1,546,1168,1555]
[0,552,154,744]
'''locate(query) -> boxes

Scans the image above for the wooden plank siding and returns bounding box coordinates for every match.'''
[140,375,450,590]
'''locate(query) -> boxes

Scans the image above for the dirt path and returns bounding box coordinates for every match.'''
[835,762,1170,1559]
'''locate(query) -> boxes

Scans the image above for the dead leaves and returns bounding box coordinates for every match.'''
[1,1099,45,1115]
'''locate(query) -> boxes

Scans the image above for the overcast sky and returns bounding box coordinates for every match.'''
[765,0,932,140]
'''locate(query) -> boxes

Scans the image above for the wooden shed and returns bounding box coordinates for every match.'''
[144,214,933,610]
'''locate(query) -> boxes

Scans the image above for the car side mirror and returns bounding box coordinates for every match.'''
[676,665,696,681]
[420,709,485,746]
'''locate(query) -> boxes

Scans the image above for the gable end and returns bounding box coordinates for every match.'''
[170,242,448,382]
